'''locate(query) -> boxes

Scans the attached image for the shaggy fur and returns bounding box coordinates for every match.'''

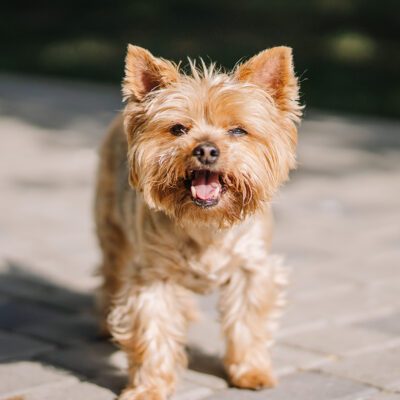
[95,44,302,400]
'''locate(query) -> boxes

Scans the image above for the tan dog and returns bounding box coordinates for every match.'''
[95,44,302,400]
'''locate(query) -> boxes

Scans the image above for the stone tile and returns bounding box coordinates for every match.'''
[188,317,223,356]
[356,311,400,336]
[281,283,400,334]
[272,344,331,375]
[17,313,99,346]
[187,347,226,381]
[369,393,400,400]
[0,330,54,361]
[288,267,355,301]
[0,301,62,331]
[319,346,400,391]
[202,371,377,399]
[182,369,227,390]
[20,381,115,400]
[0,361,77,398]
[195,293,219,321]
[92,370,126,394]
[282,325,400,357]
[173,380,213,400]
[0,265,93,313]
[38,342,118,379]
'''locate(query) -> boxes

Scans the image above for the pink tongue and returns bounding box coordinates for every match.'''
[192,171,221,200]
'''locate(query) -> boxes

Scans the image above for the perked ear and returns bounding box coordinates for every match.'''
[122,44,179,101]
[235,46,300,115]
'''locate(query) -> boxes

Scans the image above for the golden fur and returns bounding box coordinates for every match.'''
[95,44,302,399]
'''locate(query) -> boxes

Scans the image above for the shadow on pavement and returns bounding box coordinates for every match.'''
[0,261,226,393]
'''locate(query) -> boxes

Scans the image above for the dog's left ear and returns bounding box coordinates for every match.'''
[123,44,179,101]
[235,47,300,116]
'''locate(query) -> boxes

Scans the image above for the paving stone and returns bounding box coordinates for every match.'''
[288,267,355,301]
[17,313,99,346]
[202,371,377,399]
[182,369,227,390]
[188,317,223,356]
[0,330,54,361]
[0,361,77,398]
[172,379,213,400]
[281,283,400,334]
[18,381,115,400]
[356,311,400,336]
[92,370,126,394]
[272,344,331,375]
[38,342,118,379]
[369,393,400,400]
[319,346,400,391]
[282,325,400,357]
[0,301,63,331]
[0,264,93,313]
[187,347,226,381]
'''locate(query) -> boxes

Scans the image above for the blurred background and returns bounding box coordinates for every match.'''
[2,0,400,117]
[1,2,400,399]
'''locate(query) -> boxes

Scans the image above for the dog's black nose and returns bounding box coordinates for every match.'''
[192,142,220,165]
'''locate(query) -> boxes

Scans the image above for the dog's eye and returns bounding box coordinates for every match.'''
[228,127,247,136]
[170,124,189,136]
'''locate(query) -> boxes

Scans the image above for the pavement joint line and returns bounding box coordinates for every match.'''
[280,306,400,338]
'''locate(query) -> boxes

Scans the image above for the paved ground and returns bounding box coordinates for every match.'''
[0,73,400,400]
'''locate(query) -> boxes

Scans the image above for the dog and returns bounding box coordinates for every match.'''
[95,44,302,400]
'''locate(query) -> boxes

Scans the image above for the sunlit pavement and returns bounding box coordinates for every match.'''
[1,74,400,399]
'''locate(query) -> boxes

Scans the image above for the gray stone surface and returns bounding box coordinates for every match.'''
[17,313,98,346]
[182,370,227,390]
[0,301,63,331]
[282,325,400,357]
[369,394,400,400]
[39,342,118,379]
[0,330,54,362]
[272,344,331,375]
[319,346,400,391]
[356,311,400,336]
[202,372,377,399]
[17,381,115,400]
[1,74,400,399]
[0,361,77,398]
[172,383,213,400]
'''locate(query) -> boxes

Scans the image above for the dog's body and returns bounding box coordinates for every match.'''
[95,45,302,400]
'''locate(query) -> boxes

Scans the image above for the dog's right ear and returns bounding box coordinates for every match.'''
[123,45,179,101]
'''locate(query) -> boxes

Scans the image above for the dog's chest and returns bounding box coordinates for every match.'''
[175,232,239,292]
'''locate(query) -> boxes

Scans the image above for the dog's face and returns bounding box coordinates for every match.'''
[123,45,302,227]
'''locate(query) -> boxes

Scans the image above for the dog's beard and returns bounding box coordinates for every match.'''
[142,164,265,227]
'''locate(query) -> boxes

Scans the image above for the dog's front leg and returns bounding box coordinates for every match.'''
[109,279,192,400]
[219,260,286,390]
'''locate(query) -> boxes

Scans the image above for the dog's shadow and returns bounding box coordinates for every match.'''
[0,261,226,394]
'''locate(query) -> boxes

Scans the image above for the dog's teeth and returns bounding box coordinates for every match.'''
[191,186,197,198]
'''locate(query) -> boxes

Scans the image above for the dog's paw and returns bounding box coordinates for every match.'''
[118,387,166,400]
[229,368,278,390]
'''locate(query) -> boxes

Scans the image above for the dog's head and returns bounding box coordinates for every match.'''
[122,45,302,227]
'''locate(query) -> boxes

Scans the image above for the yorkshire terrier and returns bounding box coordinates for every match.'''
[95,44,302,400]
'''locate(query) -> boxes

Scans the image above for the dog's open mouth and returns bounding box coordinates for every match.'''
[186,170,224,208]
